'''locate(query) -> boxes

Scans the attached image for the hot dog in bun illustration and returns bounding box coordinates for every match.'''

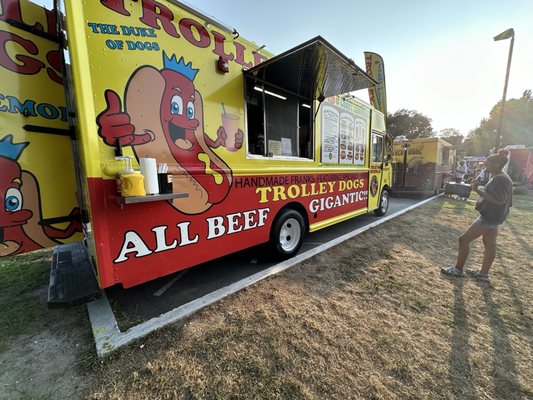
[0,135,81,257]
[97,53,243,214]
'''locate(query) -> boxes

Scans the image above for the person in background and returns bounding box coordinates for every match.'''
[441,149,512,282]
[454,160,467,183]
[477,167,488,185]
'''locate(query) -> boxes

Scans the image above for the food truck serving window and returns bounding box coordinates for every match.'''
[246,80,311,158]
[245,36,377,159]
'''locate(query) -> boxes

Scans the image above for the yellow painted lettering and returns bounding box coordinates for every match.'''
[339,181,346,191]
[287,184,300,199]
[255,187,272,203]
[272,185,287,201]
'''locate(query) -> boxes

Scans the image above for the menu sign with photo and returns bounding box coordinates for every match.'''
[339,113,355,164]
[321,105,340,163]
[354,119,366,165]
[321,98,368,165]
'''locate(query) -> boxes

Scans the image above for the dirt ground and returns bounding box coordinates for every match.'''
[0,286,96,399]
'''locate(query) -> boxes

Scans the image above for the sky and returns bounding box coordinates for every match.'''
[36,0,533,136]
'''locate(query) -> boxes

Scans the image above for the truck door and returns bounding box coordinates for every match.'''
[0,1,82,259]
[368,132,384,210]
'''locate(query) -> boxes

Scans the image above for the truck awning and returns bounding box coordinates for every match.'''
[245,36,377,101]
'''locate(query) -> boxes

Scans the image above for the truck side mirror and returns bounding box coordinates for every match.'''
[385,153,392,166]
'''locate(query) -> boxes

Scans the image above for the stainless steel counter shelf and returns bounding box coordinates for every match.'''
[117,192,188,208]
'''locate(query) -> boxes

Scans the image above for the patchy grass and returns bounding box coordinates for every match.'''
[0,247,97,400]
[84,194,532,400]
[18,395,53,400]
[0,248,51,353]
[1,195,531,399]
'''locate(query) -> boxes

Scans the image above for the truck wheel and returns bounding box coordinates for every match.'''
[374,190,389,216]
[270,209,305,259]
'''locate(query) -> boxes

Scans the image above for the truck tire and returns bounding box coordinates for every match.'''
[374,190,389,216]
[269,209,305,259]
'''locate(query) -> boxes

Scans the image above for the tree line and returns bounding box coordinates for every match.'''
[387,90,533,155]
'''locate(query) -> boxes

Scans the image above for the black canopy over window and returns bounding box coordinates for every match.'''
[245,36,377,101]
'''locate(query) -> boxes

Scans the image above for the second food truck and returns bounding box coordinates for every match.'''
[1,0,392,294]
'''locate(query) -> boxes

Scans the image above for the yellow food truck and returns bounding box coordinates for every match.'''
[1,0,392,303]
[392,137,453,195]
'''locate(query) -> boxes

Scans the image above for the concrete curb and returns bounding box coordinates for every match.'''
[87,194,443,357]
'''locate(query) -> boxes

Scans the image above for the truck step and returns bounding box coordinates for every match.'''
[47,241,101,308]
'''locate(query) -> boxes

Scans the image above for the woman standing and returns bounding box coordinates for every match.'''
[441,149,513,281]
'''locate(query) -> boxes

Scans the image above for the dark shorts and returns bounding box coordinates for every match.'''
[474,216,500,229]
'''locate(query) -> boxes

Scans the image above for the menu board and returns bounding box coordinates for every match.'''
[339,113,355,164]
[321,99,368,165]
[321,105,340,163]
[354,119,366,165]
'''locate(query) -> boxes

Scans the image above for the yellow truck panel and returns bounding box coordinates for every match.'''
[1,0,81,257]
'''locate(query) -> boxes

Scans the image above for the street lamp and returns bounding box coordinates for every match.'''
[493,28,515,150]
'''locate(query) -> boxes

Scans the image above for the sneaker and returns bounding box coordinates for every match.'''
[441,266,465,277]
[466,269,490,282]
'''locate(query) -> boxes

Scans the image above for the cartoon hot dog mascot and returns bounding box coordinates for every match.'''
[97,53,243,214]
[0,135,81,257]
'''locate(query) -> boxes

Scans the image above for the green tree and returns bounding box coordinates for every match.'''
[464,122,496,155]
[387,109,434,139]
[465,90,533,155]
[438,128,464,146]
[499,90,533,147]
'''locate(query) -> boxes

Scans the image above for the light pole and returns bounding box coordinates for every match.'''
[493,28,515,150]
